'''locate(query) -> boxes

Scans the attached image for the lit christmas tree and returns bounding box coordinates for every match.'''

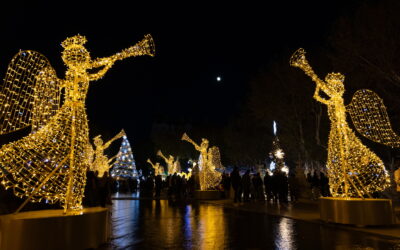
[269,121,289,175]
[110,134,137,179]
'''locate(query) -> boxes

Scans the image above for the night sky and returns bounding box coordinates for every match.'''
[0,1,361,165]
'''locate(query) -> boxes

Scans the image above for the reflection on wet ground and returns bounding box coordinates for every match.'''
[101,199,400,249]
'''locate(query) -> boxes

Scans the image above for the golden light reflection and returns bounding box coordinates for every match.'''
[197,205,226,249]
[275,217,296,249]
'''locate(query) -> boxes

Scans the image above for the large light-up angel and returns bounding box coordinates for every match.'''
[157,150,180,175]
[290,48,391,198]
[146,159,165,176]
[90,130,125,177]
[181,133,223,190]
[0,34,155,212]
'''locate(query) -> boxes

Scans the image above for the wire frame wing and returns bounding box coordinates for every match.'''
[347,89,400,147]
[209,146,224,170]
[0,50,60,134]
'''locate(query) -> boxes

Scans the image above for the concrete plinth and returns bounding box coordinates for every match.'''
[194,190,223,200]
[319,197,395,226]
[0,207,109,250]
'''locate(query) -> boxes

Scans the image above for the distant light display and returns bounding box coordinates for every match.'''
[269,121,288,175]
[157,150,180,175]
[181,133,224,190]
[147,158,165,176]
[90,130,125,177]
[111,135,138,179]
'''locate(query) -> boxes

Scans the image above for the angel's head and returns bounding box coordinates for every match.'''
[61,35,91,70]
[201,138,209,148]
[93,135,104,148]
[168,155,174,161]
[325,72,345,95]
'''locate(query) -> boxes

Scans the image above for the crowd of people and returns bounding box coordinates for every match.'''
[139,173,196,200]
[132,166,332,204]
[227,166,332,203]
[84,170,138,207]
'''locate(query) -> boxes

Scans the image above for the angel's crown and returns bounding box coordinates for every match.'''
[325,72,345,83]
[61,34,87,48]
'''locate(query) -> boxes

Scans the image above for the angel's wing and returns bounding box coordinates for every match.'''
[209,146,224,170]
[0,50,61,134]
[347,89,400,147]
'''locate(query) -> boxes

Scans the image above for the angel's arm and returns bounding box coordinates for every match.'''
[88,61,114,81]
[89,35,154,81]
[103,131,125,149]
[88,49,141,81]
[157,150,168,161]
[108,154,118,164]
[147,159,155,168]
[313,86,331,105]
[181,134,201,151]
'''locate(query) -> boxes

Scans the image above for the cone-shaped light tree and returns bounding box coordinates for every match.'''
[110,134,137,179]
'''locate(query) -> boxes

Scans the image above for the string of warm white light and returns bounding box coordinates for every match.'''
[181,133,223,190]
[0,34,154,212]
[290,48,390,198]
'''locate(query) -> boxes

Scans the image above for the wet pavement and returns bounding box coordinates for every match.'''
[99,198,400,250]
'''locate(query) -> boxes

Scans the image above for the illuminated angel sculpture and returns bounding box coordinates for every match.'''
[290,48,391,198]
[0,34,155,212]
[146,159,165,176]
[90,130,125,177]
[157,150,180,175]
[181,133,224,190]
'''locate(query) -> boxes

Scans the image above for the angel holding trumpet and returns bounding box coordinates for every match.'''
[89,130,126,177]
[0,34,155,212]
[290,48,391,198]
[181,133,224,190]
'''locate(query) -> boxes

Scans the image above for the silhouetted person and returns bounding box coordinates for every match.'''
[230,166,242,202]
[264,173,273,201]
[221,173,231,199]
[98,172,112,207]
[83,170,97,207]
[276,171,288,203]
[320,172,330,197]
[187,175,195,198]
[252,172,264,201]
[288,173,299,202]
[155,175,163,197]
[241,170,251,202]
[271,171,279,202]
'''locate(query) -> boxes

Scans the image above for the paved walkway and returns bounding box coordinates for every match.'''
[200,198,400,239]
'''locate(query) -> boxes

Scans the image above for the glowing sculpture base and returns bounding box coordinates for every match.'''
[319,197,395,226]
[0,207,109,250]
[194,190,223,200]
